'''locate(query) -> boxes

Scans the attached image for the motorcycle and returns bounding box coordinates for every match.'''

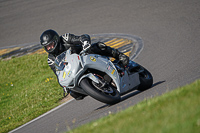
[54,46,153,104]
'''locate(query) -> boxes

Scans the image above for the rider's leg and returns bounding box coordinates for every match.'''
[89,42,129,66]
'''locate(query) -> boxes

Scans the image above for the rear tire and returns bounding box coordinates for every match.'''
[80,78,121,104]
[138,67,153,91]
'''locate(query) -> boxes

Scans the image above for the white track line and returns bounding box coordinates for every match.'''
[9,99,74,133]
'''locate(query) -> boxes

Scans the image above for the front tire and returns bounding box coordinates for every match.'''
[80,78,121,104]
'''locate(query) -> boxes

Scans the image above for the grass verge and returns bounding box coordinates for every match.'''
[0,54,63,133]
[71,80,200,133]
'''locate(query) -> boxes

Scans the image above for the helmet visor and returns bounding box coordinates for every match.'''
[44,40,57,52]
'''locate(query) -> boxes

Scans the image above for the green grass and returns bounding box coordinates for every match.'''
[71,80,200,133]
[0,54,63,133]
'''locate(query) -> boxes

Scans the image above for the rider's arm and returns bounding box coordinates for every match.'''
[61,33,91,45]
[47,54,57,75]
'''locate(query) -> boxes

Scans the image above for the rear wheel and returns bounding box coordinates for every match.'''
[80,78,121,105]
[138,67,153,91]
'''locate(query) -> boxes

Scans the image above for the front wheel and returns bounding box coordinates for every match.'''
[137,67,153,91]
[80,78,121,104]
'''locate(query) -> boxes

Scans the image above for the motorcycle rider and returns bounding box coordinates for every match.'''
[40,29,129,100]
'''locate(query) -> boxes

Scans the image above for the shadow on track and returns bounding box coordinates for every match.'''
[120,80,166,102]
[151,80,166,87]
[93,80,166,111]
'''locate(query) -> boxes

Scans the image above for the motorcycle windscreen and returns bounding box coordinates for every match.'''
[55,52,67,71]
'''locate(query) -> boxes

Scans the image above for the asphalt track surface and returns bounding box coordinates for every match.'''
[1,0,199,132]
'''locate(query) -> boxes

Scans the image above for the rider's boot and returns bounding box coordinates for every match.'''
[115,49,129,67]
[96,42,129,66]
[108,47,129,66]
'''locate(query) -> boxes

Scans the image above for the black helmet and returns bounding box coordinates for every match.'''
[40,29,60,54]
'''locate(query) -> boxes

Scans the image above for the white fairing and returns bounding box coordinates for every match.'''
[56,52,81,87]
[55,49,140,94]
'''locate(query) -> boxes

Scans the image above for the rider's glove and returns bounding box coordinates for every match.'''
[82,41,91,50]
